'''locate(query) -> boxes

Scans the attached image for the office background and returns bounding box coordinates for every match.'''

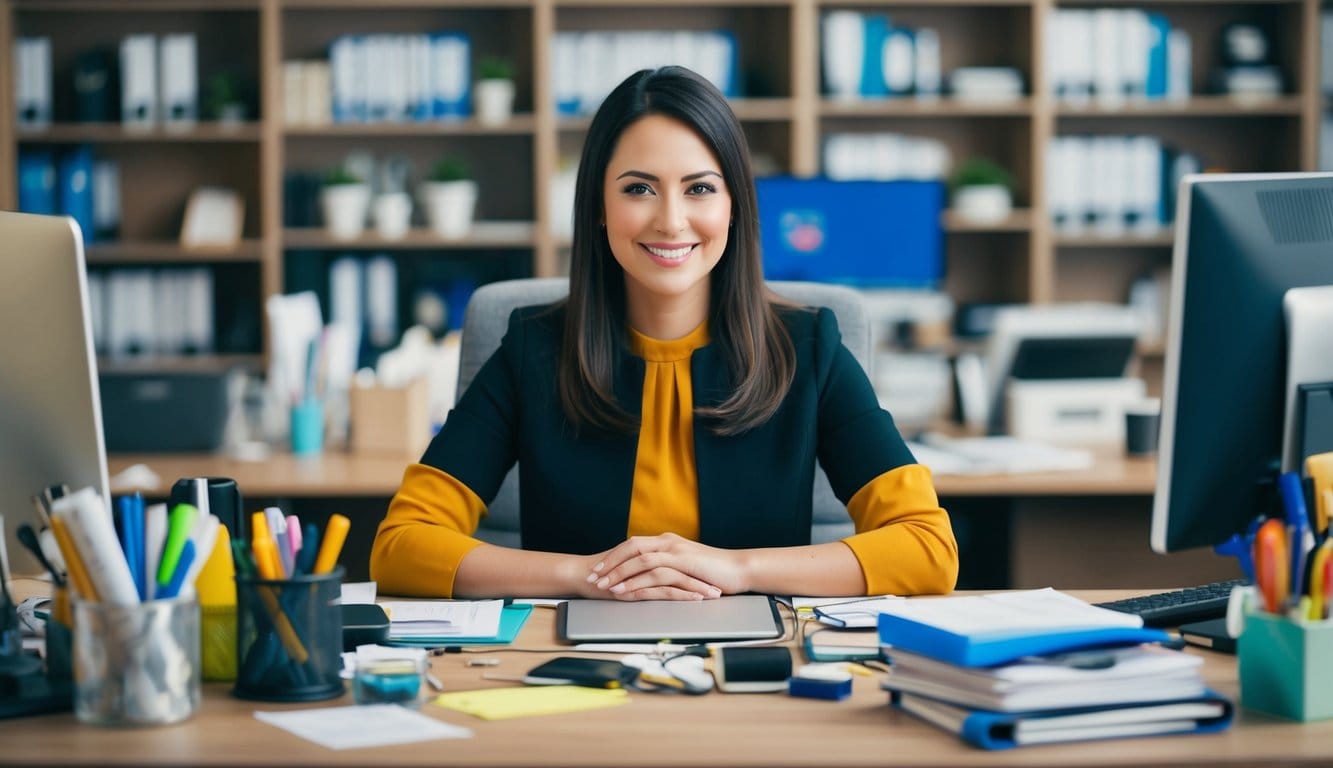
[2,0,1331,590]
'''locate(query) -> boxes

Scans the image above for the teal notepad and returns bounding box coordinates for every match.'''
[387,604,533,647]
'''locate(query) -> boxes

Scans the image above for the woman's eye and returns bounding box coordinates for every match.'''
[687,182,717,195]
[623,182,653,196]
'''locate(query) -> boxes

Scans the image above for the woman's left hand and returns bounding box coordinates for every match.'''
[585,533,750,600]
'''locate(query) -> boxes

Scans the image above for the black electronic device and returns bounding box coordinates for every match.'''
[342,604,390,652]
[1178,617,1237,654]
[99,371,230,452]
[524,657,638,689]
[1096,578,1247,628]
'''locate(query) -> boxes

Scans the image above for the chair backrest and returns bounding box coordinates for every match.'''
[456,278,871,547]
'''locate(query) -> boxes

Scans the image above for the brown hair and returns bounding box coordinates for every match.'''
[559,66,795,436]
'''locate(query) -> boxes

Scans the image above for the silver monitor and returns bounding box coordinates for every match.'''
[0,211,109,578]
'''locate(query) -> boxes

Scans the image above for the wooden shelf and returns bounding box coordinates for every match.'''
[822,98,1034,118]
[86,240,265,264]
[942,208,1033,233]
[283,115,537,137]
[283,221,538,250]
[1055,96,1306,118]
[1,0,1323,382]
[98,354,263,374]
[1053,231,1175,249]
[15,122,262,143]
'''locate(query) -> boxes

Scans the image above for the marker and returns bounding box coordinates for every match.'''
[313,514,350,575]
[49,517,97,601]
[1279,472,1315,603]
[157,541,195,600]
[157,504,199,587]
[143,503,168,600]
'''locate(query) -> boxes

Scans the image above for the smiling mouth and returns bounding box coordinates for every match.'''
[642,243,695,261]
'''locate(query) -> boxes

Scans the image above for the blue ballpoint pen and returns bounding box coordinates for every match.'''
[1279,471,1315,604]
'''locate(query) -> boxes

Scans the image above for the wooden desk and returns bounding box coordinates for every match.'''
[2,588,1329,767]
[107,451,1234,590]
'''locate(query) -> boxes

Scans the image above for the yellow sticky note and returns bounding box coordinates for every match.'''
[432,686,629,720]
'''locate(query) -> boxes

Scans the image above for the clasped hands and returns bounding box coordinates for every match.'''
[576,532,747,601]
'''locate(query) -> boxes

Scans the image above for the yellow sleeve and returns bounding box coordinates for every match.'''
[841,464,959,596]
[369,463,487,597]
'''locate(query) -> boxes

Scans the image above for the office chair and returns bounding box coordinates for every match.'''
[456,278,873,548]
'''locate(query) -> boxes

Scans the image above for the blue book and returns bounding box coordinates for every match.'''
[1144,13,1171,99]
[874,589,1172,667]
[859,14,889,97]
[892,689,1234,750]
[17,150,56,215]
[58,145,95,243]
[430,32,471,119]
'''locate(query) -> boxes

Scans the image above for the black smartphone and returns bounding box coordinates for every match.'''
[524,657,639,689]
[1178,618,1236,654]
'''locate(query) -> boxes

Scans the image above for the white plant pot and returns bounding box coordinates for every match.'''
[372,192,412,240]
[474,79,515,126]
[419,180,478,240]
[320,183,370,240]
[953,184,1012,224]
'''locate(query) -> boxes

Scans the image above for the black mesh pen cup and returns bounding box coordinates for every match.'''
[232,567,344,702]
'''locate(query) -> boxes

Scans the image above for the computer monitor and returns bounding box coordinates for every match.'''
[1152,172,1333,554]
[0,211,110,577]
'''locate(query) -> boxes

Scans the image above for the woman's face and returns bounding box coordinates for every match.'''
[602,114,732,335]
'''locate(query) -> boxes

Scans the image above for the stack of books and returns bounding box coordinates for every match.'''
[876,589,1234,750]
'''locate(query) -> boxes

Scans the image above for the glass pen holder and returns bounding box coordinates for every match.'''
[1238,609,1333,722]
[232,567,344,702]
[71,595,201,726]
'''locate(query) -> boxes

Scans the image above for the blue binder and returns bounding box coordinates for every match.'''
[892,688,1234,750]
[877,614,1171,668]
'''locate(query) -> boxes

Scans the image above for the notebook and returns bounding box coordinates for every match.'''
[556,595,783,644]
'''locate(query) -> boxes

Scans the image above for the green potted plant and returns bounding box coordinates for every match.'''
[949,156,1015,224]
[320,166,370,240]
[473,56,516,125]
[418,157,478,239]
[205,72,247,124]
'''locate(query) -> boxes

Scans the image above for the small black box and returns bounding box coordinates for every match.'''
[342,604,390,651]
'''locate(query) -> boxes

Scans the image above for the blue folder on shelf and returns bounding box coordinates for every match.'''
[387,603,532,648]
[891,689,1235,750]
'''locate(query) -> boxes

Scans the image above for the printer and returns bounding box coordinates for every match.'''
[99,369,232,452]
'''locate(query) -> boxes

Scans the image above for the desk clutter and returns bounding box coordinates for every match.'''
[0,476,353,723]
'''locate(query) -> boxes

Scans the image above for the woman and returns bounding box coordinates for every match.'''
[370,66,957,600]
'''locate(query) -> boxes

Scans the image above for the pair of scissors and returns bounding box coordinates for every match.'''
[1253,517,1289,614]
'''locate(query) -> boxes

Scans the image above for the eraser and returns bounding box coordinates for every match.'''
[788,663,853,701]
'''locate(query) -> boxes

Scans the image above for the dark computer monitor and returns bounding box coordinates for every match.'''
[0,211,110,577]
[1152,172,1333,554]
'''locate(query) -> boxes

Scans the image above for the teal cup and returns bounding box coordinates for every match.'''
[290,399,324,457]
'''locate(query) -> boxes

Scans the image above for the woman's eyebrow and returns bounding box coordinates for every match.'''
[614,170,722,182]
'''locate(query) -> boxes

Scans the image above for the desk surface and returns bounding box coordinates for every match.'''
[108,450,1158,498]
[1,588,1328,767]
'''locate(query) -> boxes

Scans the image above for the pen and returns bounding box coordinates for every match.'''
[1279,472,1315,603]
[158,504,199,588]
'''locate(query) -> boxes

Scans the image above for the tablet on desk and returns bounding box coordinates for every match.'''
[556,595,783,644]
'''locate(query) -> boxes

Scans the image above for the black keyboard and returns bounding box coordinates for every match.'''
[1094,578,1248,627]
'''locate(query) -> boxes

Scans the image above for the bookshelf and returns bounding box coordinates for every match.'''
[1,0,1326,383]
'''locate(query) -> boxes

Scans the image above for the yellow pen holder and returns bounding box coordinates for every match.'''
[200,603,238,682]
[1238,610,1333,721]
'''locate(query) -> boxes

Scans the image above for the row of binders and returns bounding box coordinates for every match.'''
[87,268,215,359]
[552,31,737,116]
[327,33,472,123]
[1047,9,1192,104]
[1046,135,1201,236]
[866,589,1234,750]
[14,34,200,129]
[820,11,940,100]
[16,148,119,244]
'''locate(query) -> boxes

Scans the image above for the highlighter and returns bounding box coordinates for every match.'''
[196,524,237,607]
[313,514,350,575]
[157,503,199,587]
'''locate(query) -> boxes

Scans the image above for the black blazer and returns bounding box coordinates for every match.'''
[420,304,916,554]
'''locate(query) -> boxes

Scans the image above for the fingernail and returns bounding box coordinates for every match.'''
[592,562,604,573]
[585,573,598,583]
[709,587,721,597]
[609,583,625,594]
[596,577,609,589]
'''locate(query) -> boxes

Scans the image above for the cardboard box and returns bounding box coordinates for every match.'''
[349,376,431,456]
